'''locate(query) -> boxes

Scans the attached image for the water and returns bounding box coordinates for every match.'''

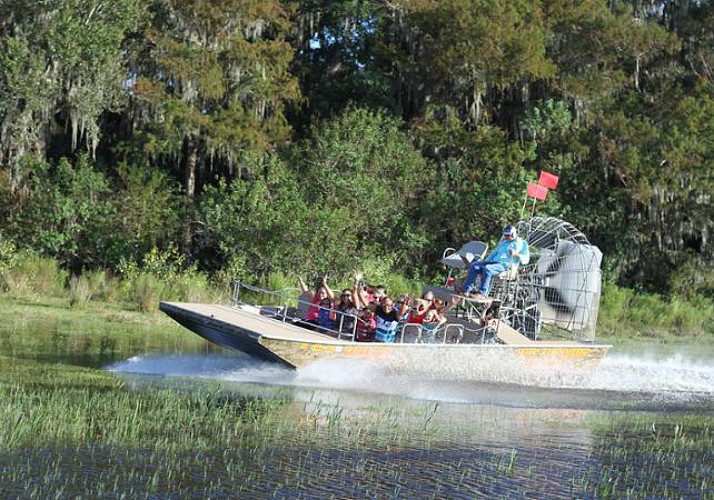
[106,350,714,411]
[3,345,713,498]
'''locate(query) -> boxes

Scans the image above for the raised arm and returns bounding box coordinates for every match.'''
[321,274,335,300]
[297,276,315,301]
[351,272,362,308]
[353,271,370,309]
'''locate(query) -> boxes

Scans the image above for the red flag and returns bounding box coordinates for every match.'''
[526,182,548,201]
[538,170,559,190]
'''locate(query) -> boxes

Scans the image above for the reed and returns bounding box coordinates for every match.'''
[599,282,714,338]
[68,274,92,308]
[0,364,291,451]
[0,298,207,360]
[0,252,68,298]
[1,370,712,500]
[123,271,165,312]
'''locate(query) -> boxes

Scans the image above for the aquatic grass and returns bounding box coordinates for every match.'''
[1,286,713,498]
[0,297,208,361]
[585,413,714,499]
[1,390,712,499]
[0,369,293,451]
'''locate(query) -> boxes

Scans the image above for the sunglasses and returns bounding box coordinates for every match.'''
[342,293,352,298]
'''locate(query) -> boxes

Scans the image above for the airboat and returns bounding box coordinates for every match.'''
[160,217,611,384]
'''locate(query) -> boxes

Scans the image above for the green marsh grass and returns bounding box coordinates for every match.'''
[1,359,712,499]
[598,281,714,340]
[0,374,291,451]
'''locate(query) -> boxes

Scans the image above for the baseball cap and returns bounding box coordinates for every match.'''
[502,225,517,237]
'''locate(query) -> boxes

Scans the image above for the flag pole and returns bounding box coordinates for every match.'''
[520,184,529,221]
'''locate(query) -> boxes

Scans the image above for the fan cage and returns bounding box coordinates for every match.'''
[491,217,602,342]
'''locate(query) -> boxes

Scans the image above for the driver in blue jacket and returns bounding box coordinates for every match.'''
[460,225,529,301]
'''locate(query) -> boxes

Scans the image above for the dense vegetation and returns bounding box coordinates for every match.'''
[1,1,713,306]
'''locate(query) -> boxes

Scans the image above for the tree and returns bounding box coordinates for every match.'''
[416,118,535,256]
[124,0,300,198]
[293,107,432,274]
[196,154,310,279]
[288,0,397,128]
[0,0,145,188]
[383,0,555,128]
[5,156,119,271]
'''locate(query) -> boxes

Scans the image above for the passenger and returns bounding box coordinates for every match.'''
[355,308,376,342]
[421,290,445,313]
[394,293,413,327]
[460,224,530,300]
[421,290,435,307]
[317,297,335,333]
[406,299,430,324]
[371,285,387,305]
[354,271,373,307]
[421,309,446,343]
[374,297,400,343]
[335,288,360,333]
[297,275,335,328]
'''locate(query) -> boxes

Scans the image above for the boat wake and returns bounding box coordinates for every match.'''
[587,353,713,393]
[105,351,714,410]
[104,353,294,384]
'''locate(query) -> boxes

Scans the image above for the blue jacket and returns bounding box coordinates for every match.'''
[486,237,530,266]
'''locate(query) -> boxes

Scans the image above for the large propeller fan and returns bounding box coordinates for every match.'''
[509,217,602,341]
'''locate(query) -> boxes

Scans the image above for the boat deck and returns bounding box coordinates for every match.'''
[161,302,338,343]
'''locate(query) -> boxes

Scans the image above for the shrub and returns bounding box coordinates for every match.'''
[69,275,92,308]
[1,252,68,298]
[125,272,166,312]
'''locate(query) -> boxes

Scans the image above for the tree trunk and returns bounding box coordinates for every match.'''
[184,132,199,199]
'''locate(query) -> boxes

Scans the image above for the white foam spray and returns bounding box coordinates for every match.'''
[105,350,714,409]
[587,352,714,394]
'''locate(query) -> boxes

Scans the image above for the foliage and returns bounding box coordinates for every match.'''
[598,281,714,338]
[0,1,713,297]
[197,154,310,280]
[416,119,535,258]
[69,275,92,308]
[295,107,432,276]
[0,0,146,185]
[5,156,119,271]
[123,0,300,196]
[0,234,16,276]
[118,245,215,310]
[112,162,184,265]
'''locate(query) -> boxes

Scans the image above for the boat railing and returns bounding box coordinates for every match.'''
[231,279,360,341]
[231,279,500,345]
[399,323,466,344]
